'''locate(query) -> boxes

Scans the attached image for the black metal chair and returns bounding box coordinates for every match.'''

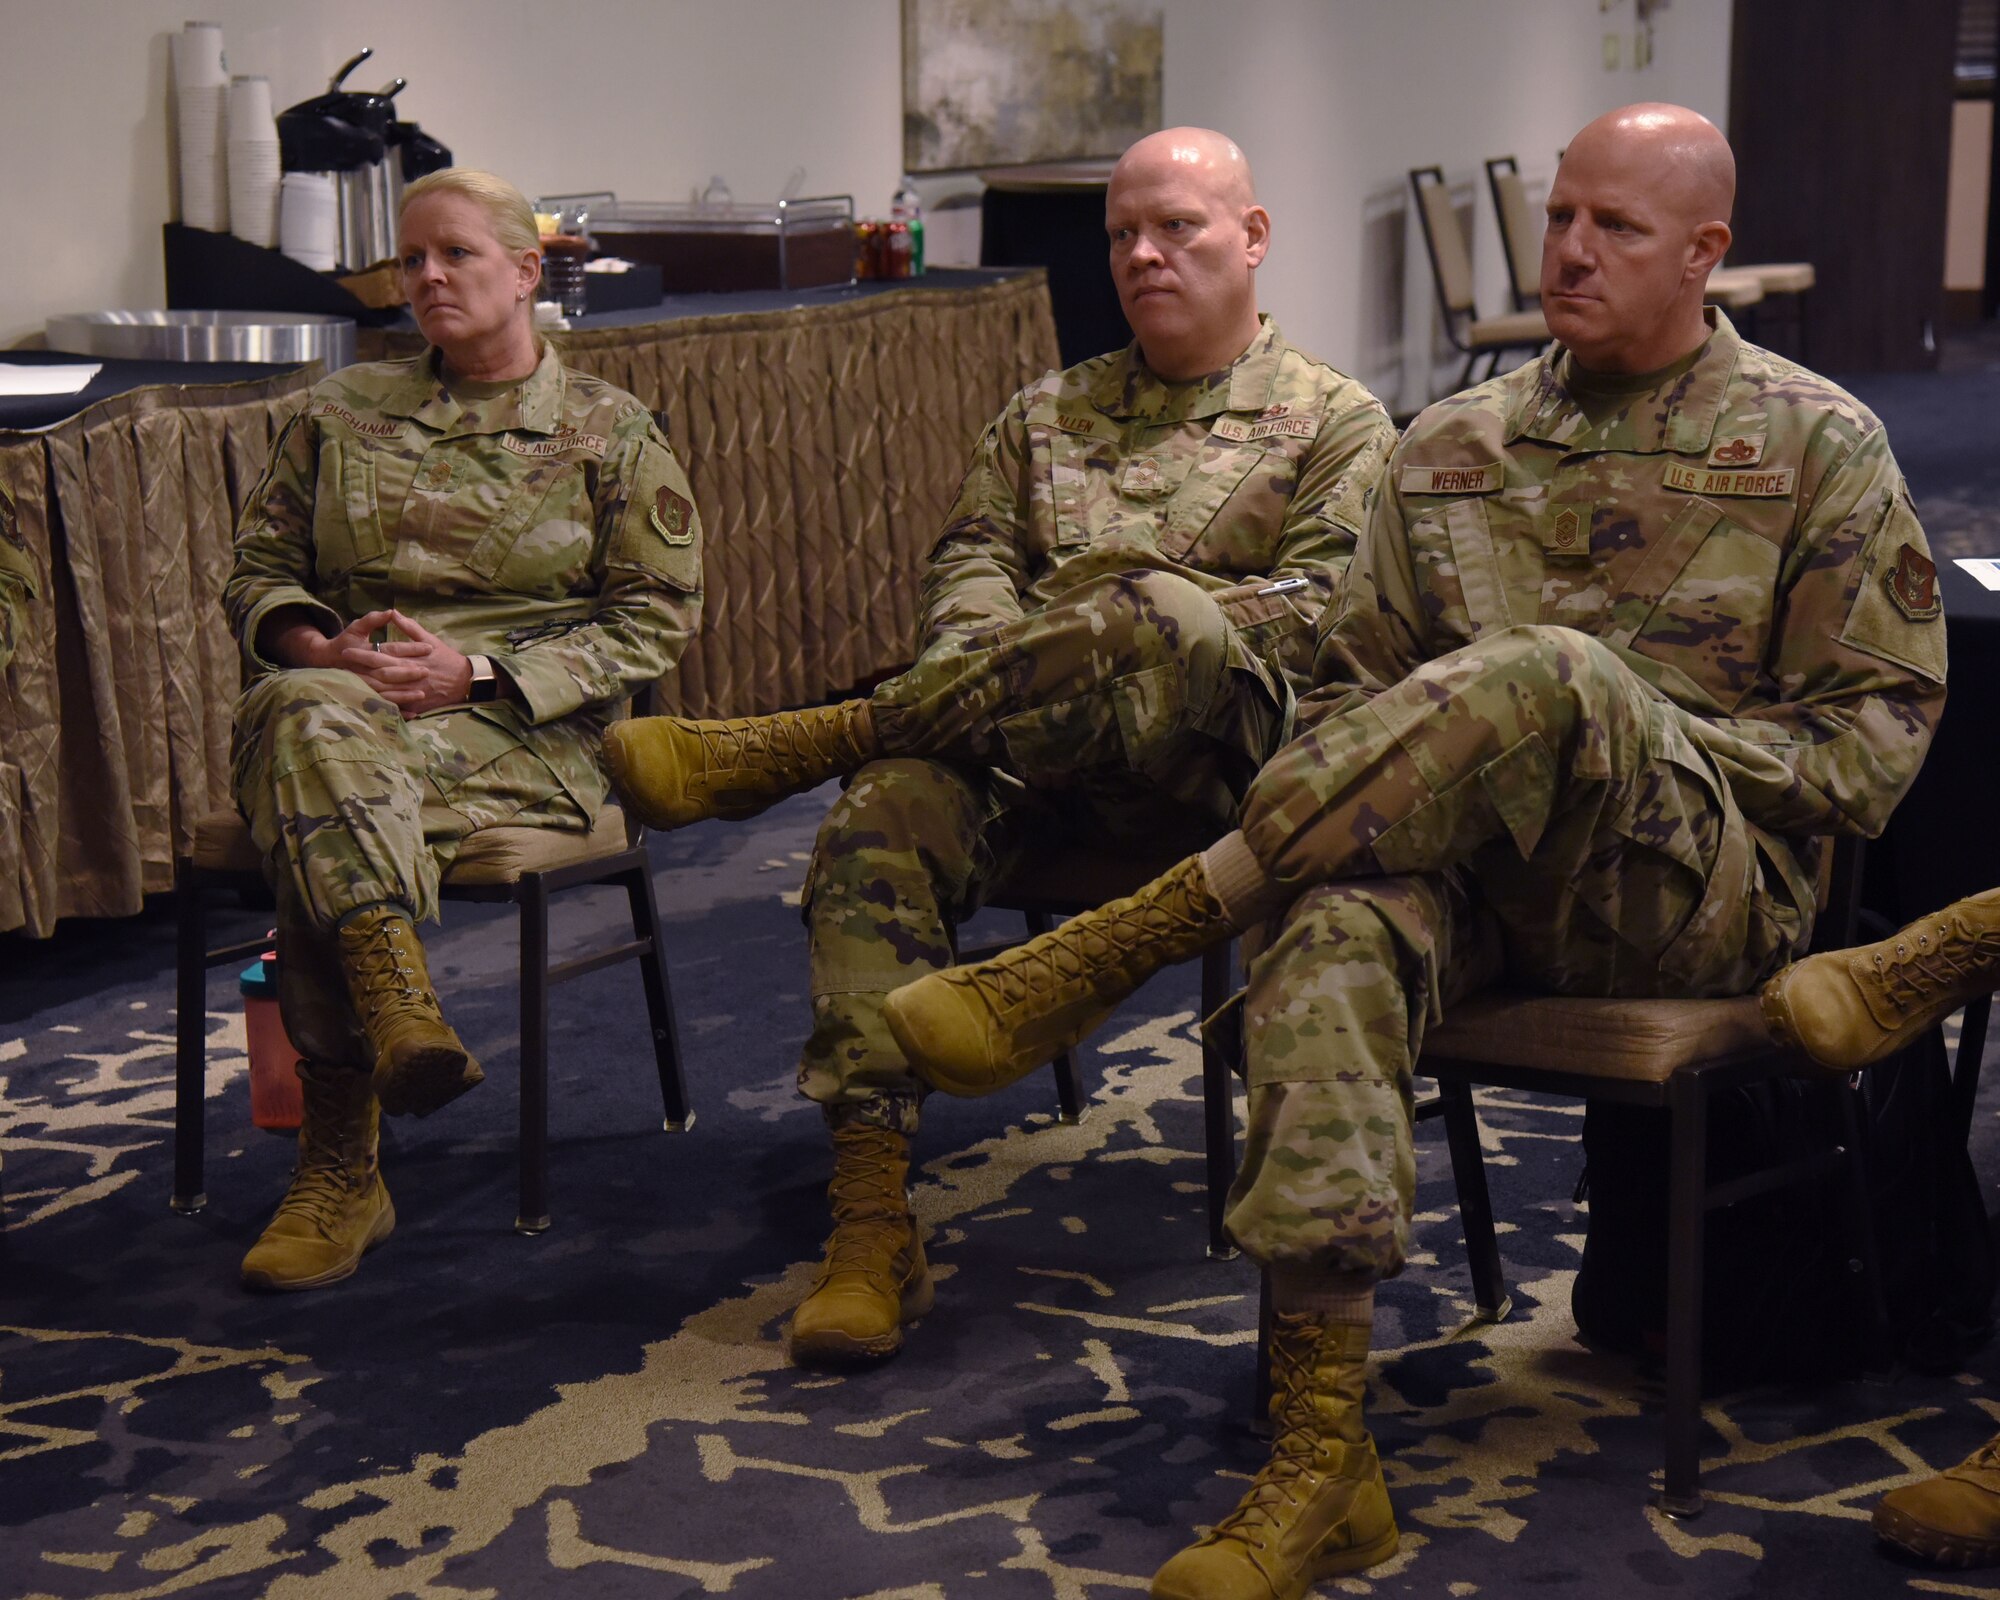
[1237,839,1891,1515]
[171,802,690,1235]
[1409,165,1550,392]
[1483,156,1545,313]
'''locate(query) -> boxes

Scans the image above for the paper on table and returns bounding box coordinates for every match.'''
[1953,558,2000,592]
[0,363,100,397]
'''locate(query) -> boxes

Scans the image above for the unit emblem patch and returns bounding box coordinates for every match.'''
[649,485,695,544]
[1884,543,1940,621]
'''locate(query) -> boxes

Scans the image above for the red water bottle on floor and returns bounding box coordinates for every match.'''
[240,946,304,1131]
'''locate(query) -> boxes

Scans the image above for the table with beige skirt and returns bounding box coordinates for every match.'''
[0,268,1060,937]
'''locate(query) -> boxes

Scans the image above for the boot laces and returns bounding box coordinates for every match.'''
[816,1128,912,1286]
[698,706,857,780]
[961,872,1219,1014]
[348,918,441,1022]
[1871,915,2000,1020]
[1206,1316,1332,1552]
[274,1114,366,1237]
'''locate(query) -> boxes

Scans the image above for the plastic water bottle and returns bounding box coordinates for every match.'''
[891,178,925,275]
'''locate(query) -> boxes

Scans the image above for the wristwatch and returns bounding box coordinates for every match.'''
[467,655,501,704]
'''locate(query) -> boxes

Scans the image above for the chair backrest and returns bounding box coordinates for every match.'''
[1409,166,1477,320]
[1484,156,1541,311]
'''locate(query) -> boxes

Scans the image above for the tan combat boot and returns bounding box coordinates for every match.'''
[337,904,484,1118]
[1761,888,2000,1072]
[885,852,1231,1097]
[1874,1432,2000,1568]
[603,701,879,830]
[1152,1315,1397,1599]
[241,1059,394,1291]
[790,1122,934,1365]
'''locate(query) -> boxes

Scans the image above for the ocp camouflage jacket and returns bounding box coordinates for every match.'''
[225,343,703,814]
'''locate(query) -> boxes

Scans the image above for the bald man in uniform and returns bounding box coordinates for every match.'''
[886,105,1946,1596]
[609,129,1398,1368]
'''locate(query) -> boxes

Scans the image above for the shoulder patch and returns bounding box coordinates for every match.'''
[649,486,696,546]
[1400,463,1503,495]
[1884,544,1941,621]
[1663,463,1795,497]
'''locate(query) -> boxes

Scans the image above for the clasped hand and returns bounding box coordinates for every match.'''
[314,609,474,717]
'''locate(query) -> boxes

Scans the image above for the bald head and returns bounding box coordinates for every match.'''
[1112,127,1259,211]
[1105,127,1270,380]
[1540,102,1737,373]
[1567,103,1735,229]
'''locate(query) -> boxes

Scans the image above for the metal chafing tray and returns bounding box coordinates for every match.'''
[46,309,356,370]
[550,194,857,294]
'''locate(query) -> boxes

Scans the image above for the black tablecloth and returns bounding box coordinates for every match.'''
[1867,557,2000,924]
[0,349,306,431]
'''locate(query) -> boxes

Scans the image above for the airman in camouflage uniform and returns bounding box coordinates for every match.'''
[226,339,701,1286]
[230,344,700,929]
[799,318,1394,1135]
[885,107,1948,1598]
[605,129,1398,1377]
[0,483,35,671]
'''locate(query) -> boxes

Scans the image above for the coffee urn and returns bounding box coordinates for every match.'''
[277,49,451,272]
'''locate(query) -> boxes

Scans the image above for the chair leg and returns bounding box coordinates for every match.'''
[172,859,209,1215]
[1952,994,1991,1148]
[1252,1267,1274,1430]
[1201,941,1239,1261]
[1835,1070,1893,1374]
[1438,1079,1510,1321]
[622,859,693,1133]
[1659,1070,1709,1519]
[1021,909,1087,1124]
[516,877,553,1236]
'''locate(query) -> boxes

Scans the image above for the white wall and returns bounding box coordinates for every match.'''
[0,0,1735,390]
[0,0,906,345]
[1163,0,1734,410]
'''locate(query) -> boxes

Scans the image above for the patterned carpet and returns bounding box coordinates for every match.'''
[4,326,1999,1599]
[3,775,2000,1600]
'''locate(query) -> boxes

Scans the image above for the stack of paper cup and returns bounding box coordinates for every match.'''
[171,21,229,232]
[280,173,340,271]
[227,75,280,247]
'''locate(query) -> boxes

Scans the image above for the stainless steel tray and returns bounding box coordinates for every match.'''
[45,310,356,371]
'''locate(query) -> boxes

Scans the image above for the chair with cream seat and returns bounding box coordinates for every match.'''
[171,801,690,1235]
[1410,165,1550,393]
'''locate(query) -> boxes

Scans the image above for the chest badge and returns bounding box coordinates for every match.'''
[1708,434,1766,467]
[1120,458,1168,498]
[1885,543,1941,620]
[1542,503,1592,561]
[421,458,455,492]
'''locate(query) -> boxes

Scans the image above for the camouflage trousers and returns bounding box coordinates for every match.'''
[231,668,584,1067]
[1220,625,1812,1280]
[802,572,1290,1131]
